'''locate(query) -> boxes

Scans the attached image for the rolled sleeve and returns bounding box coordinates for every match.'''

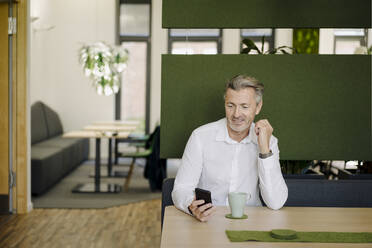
[172,131,203,214]
[258,137,288,210]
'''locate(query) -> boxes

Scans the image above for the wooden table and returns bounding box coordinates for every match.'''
[83,125,137,132]
[63,131,130,193]
[92,120,140,126]
[161,206,372,248]
[83,123,141,176]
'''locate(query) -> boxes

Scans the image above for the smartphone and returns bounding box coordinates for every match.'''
[195,188,212,208]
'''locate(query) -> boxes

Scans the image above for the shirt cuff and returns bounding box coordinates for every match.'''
[258,154,278,172]
[174,193,194,216]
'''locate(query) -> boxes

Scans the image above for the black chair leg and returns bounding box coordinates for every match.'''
[114,139,118,165]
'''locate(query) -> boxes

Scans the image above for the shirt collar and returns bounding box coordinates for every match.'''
[216,118,258,145]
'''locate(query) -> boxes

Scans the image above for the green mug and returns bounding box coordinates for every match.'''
[228,192,249,218]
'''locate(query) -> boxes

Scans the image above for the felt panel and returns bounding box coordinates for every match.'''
[160,55,371,160]
[162,0,371,28]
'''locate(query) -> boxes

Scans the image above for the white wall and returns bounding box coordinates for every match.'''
[30,0,116,158]
[222,29,240,54]
[149,0,167,132]
[319,29,335,54]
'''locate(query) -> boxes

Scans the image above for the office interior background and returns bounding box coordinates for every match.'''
[0,0,371,247]
[27,0,372,206]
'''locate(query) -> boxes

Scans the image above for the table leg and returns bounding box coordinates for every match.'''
[108,138,112,176]
[89,137,128,178]
[95,138,101,191]
[72,137,122,193]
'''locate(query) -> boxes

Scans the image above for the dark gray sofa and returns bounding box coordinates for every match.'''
[31,101,89,195]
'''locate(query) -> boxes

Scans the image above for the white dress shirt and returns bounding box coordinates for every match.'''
[172,118,288,214]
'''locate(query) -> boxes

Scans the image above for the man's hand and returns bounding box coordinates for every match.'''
[188,198,216,222]
[254,119,273,154]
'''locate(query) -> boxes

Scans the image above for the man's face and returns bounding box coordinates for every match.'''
[225,88,262,133]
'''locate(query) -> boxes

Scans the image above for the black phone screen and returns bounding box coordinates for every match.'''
[195,188,212,207]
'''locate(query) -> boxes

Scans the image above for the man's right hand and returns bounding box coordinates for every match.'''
[188,199,216,222]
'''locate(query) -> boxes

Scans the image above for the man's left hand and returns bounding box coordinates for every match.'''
[254,119,273,154]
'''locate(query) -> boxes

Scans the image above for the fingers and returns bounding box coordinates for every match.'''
[189,200,215,222]
[192,199,205,207]
[199,206,216,222]
[198,203,212,212]
[189,199,205,213]
[255,119,273,133]
[202,206,216,217]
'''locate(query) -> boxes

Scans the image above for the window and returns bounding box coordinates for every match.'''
[334,29,367,54]
[168,29,222,54]
[240,29,275,54]
[117,0,151,133]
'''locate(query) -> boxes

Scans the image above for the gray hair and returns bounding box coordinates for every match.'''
[224,75,264,104]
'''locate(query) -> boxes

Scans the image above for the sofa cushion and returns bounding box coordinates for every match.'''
[285,179,372,207]
[31,146,64,195]
[37,136,82,148]
[36,136,86,172]
[43,103,63,138]
[31,101,49,145]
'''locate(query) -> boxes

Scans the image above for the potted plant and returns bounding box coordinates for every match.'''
[79,42,129,96]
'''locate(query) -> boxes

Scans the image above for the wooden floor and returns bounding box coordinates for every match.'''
[0,199,162,248]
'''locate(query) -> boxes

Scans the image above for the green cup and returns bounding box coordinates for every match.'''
[228,192,249,218]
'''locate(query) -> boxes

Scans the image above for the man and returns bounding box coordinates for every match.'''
[172,75,288,222]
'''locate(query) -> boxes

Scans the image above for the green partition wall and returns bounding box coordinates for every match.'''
[162,0,371,28]
[160,55,372,160]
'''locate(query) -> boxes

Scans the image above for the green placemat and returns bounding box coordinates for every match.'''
[226,229,372,243]
[225,214,248,219]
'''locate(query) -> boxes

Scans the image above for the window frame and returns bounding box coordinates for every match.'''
[168,29,223,54]
[333,28,368,54]
[115,0,151,134]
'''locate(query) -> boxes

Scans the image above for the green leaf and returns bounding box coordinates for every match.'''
[268,48,278,54]
[242,38,261,54]
[280,49,289,54]
[240,48,251,54]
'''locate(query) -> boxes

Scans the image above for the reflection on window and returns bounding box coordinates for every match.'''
[171,42,217,54]
[335,38,363,54]
[121,42,147,124]
[120,4,150,36]
[334,29,366,54]
[168,29,221,54]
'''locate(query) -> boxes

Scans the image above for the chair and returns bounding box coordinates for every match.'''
[117,128,157,191]
[161,178,175,228]
[114,134,149,164]
[143,126,167,191]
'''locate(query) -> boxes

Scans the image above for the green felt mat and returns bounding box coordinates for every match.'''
[225,214,248,219]
[226,229,372,243]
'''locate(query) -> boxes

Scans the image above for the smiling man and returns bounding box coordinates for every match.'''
[172,74,288,222]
